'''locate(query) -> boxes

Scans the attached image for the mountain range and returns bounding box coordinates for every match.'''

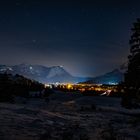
[0,64,86,83]
[0,64,125,84]
[82,69,124,85]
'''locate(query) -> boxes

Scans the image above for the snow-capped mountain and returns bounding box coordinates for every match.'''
[81,69,124,85]
[0,64,85,83]
[47,66,71,78]
[0,64,125,84]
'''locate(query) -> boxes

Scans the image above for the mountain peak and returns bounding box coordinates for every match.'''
[0,64,79,83]
[47,66,71,78]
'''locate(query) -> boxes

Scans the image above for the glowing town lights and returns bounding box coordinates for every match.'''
[79,88,85,92]
[43,83,121,96]
[67,84,72,89]
[96,88,102,91]
[45,84,53,88]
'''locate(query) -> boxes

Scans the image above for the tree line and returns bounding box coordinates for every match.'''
[0,73,44,102]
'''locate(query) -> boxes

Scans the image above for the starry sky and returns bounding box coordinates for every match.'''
[0,0,140,77]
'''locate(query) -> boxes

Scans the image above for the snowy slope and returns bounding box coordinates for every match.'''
[0,64,85,83]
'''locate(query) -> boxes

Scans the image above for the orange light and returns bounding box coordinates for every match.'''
[67,84,72,89]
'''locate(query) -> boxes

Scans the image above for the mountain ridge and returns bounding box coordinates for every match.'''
[81,69,124,85]
[0,64,124,84]
[0,64,86,83]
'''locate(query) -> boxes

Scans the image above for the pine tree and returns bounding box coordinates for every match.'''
[122,19,140,108]
[125,18,140,89]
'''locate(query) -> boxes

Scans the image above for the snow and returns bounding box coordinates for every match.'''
[47,66,68,78]
[0,93,140,140]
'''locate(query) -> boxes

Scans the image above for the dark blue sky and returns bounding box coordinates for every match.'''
[0,0,140,76]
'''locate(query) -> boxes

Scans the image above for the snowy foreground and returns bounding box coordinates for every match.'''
[0,92,140,140]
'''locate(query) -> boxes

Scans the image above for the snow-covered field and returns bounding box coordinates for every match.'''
[0,92,140,140]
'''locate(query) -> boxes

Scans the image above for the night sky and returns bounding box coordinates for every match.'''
[0,0,140,77]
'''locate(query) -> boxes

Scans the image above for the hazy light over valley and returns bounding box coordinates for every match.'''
[0,0,140,77]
